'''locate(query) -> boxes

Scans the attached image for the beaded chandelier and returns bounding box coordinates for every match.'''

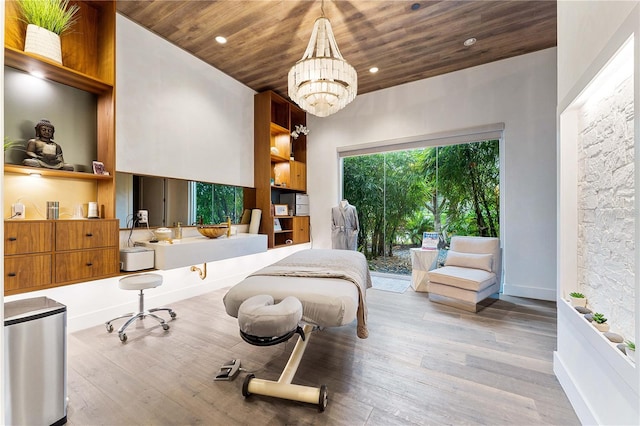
[288,10,357,118]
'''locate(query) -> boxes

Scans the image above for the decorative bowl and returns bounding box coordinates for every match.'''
[154,227,172,241]
[197,225,228,238]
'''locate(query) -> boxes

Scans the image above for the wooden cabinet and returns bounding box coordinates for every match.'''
[4,0,116,218]
[290,161,306,191]
[293,216,310,244]
[4,220,120,296]
[4,221,54,293]
[255,91,310,248]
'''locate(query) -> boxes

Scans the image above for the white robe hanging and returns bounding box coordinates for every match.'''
[331,201,359,250]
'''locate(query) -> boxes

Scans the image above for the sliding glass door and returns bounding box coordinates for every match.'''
[342,140,499,275]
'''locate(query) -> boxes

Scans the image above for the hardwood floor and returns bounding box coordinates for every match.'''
[66,285,579,425]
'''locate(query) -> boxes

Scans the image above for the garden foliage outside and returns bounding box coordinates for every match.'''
[343,140,499,262]
[195,182,244,225]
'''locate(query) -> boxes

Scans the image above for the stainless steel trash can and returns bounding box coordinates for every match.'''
[4,297,67,426]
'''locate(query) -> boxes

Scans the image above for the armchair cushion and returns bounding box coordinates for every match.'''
[428,266,496,291]
[444,250,493,272]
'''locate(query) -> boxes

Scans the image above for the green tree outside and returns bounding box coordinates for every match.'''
[343,140,499,269]
[195,182,243,225]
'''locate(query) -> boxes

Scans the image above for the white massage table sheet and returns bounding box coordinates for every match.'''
[224,249,371,337]
[224,275,358,328]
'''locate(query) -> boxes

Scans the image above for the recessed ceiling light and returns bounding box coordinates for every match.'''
[463,37,477,47]
[369,67,379,74]
[215,36,227,44]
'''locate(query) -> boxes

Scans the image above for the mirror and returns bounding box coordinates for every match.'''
[116,172,251,228]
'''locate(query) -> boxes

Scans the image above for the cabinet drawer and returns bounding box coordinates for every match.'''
[5,254,52,291]
[5,221,53,255]
[55,220,118,251]
[54,248,119,283]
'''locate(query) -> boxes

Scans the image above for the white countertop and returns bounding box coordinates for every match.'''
[138,233,268,270]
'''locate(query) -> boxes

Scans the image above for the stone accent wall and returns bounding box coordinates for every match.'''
[577,76,634,339]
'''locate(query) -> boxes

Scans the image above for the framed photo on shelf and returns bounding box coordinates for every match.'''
[274,204,289,216]
[92,161,105,175]
[274,218,282,231]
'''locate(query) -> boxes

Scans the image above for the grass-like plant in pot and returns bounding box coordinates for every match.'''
[4,137,19,152]
[592,312,609,332]
[569,291,586,308]
[16,0,80,64]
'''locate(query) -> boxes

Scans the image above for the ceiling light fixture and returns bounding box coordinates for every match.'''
[369,67,379,73]
[215,36,227,44]
[463,37,477,47]
[288,1,357,117]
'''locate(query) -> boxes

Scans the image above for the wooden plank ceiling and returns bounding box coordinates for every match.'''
[116,0,557,99]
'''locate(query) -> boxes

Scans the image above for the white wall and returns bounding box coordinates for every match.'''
[577,74,635,340]
[556,2,640,424]
[115,14,255,188]
[557,1,638,105]
[307,48,558,301]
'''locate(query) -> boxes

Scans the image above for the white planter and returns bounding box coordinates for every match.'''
[570,296,587,307]
[593,322,610,332]
[24,24,62,64]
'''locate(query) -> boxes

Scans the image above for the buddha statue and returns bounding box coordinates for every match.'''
[23,119,74,171]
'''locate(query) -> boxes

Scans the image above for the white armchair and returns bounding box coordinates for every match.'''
[427,236,501,312]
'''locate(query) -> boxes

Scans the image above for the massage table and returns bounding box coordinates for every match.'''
[223,249,371,411]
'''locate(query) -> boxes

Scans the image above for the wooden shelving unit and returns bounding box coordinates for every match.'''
[3,1,118,295]
[255,91,309,248]
[4,0,116,218]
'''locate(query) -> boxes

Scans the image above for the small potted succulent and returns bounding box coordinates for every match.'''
[625,340,635,363]
[569,291,587,308]
[592,312,609,332]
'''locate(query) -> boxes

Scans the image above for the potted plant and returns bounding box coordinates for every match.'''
[592,312,609,332]
[625,340,635,363]
[16,0,80,64]
[4,137,19,152]
[569,291,587,307]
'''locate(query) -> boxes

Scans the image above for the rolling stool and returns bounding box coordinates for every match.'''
[105,273,176,342]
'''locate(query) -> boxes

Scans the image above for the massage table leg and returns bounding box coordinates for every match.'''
[242,324,329,412]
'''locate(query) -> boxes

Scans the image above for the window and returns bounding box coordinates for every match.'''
[191,182,244,225]
[342,140,499,275]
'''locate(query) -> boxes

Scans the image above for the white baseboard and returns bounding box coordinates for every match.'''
[501,281,556,301]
